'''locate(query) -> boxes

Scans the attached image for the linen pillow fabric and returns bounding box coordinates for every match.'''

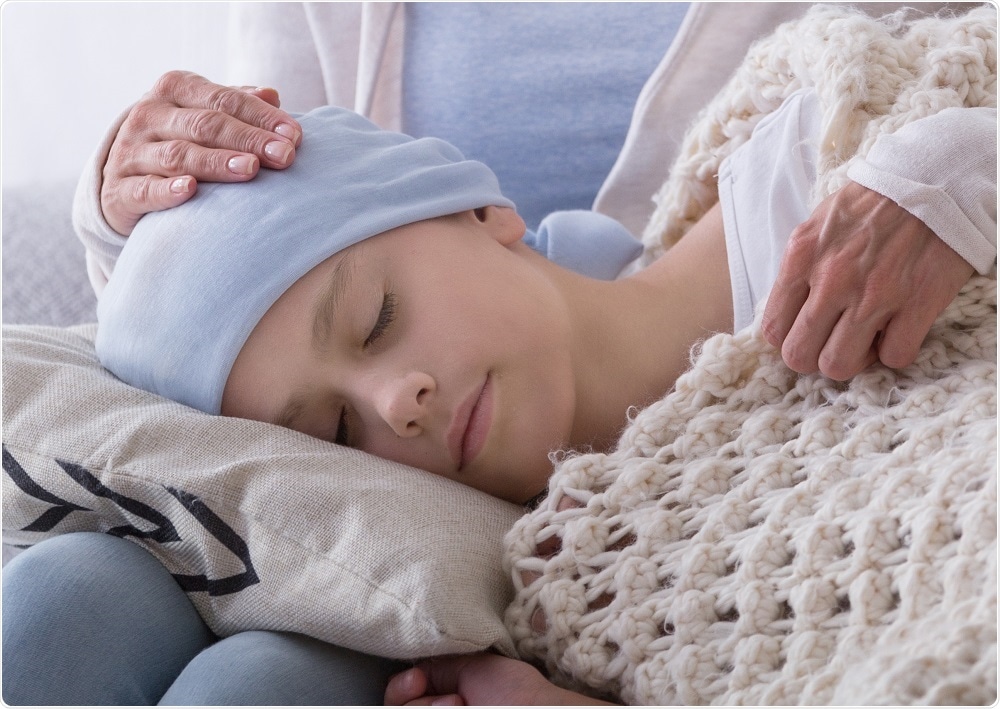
[2,323,522,659]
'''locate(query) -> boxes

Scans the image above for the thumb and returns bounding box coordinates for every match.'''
[385,667,428,705]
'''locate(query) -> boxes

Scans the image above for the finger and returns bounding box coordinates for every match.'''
[556,495,582,512]
[103,174,197,236]
[417,656,483,696]
[762,270,811,350]
[817,312,885,381]
[863,343,880,373]
[120,100,295,170]
[519,569,541,587]
[876,247,971,370]
[879,307,939,370]
[163,108,296,169]
[152,70,301,143]
[125,140,263,182]
[762,223,816,349]
[535,533,562,558]
[781,294,844,375]
[531,606,548,633]
[238,86,282,110]
[385,667,427,706]
[246,88,302,145]
[819,335,880,381]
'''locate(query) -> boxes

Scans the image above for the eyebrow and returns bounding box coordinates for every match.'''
[275,397,306,431]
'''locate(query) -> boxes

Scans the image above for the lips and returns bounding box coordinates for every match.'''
[447,375,494,471]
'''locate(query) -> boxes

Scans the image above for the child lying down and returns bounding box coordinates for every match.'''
[95,7,996,703]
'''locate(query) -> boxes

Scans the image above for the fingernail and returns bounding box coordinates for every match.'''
[275,122,301,144]
[228,155,258,175]
[401,667,421,690]
[265,140,292,164]
[170,176,193,194]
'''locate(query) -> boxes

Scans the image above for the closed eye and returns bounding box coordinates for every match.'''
[364,291,397,348]
[334,406,350,446]
[332,291,396,446]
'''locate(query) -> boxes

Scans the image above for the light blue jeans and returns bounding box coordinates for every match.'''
[2,533,405,705]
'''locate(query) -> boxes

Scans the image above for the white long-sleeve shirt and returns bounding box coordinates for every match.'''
[720,89,997,331]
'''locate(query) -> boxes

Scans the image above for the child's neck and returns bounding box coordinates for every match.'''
[530,203,733,452]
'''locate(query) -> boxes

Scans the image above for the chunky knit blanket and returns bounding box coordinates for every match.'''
[503,5,997,705]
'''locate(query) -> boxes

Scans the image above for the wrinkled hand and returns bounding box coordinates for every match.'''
[384,653,611,706]
[101,70,302,236]
[762,181,974,380]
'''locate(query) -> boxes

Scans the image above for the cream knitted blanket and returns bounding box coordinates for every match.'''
[503,5,997,705]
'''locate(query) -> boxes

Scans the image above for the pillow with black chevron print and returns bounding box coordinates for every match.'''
[2,323,523,659]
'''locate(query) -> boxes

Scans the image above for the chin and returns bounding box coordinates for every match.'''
[485,365,574,503]
[459,439,534,503]
[493,445,561,505]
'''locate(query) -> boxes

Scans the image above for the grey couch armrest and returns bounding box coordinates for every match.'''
[2,179,97,327]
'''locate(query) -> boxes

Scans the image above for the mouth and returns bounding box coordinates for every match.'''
[447,374,494,471]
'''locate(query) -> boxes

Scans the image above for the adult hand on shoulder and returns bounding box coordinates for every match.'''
[384,653,615,706]
[761,181,974,381]
[101,70,302,236]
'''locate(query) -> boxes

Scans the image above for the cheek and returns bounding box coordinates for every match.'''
[459,263,568,343]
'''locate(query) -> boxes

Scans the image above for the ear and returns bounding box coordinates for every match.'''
[472,206,526,247]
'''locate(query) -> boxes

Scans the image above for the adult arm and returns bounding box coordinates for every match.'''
[72,72,302,294]
[72,3,398,296]
[762,106,997,380]
[383,653,616,706]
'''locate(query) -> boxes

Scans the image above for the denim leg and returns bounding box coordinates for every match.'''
[159,630,407,706]
[2,532,215,706]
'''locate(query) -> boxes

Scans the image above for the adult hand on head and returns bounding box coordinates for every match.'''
[761,181,975,381]
[384,652,615,706]
[101,70,302,236]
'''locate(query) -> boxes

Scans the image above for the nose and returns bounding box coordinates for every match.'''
[374,371,436,438]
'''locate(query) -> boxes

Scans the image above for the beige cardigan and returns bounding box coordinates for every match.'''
[74,2,982,292]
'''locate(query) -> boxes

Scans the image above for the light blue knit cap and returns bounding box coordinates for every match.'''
[96,106,642,415]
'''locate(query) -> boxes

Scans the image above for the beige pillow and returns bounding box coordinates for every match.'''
[2,323,523,659]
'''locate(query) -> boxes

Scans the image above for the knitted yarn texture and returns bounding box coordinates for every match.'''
[503,5,997,705]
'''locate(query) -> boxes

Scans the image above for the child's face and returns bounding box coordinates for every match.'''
[222,207,577,504]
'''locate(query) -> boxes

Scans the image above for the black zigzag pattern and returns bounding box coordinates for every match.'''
[166,486,259,595]
[3,446,90,532]
[2,445,259,595]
